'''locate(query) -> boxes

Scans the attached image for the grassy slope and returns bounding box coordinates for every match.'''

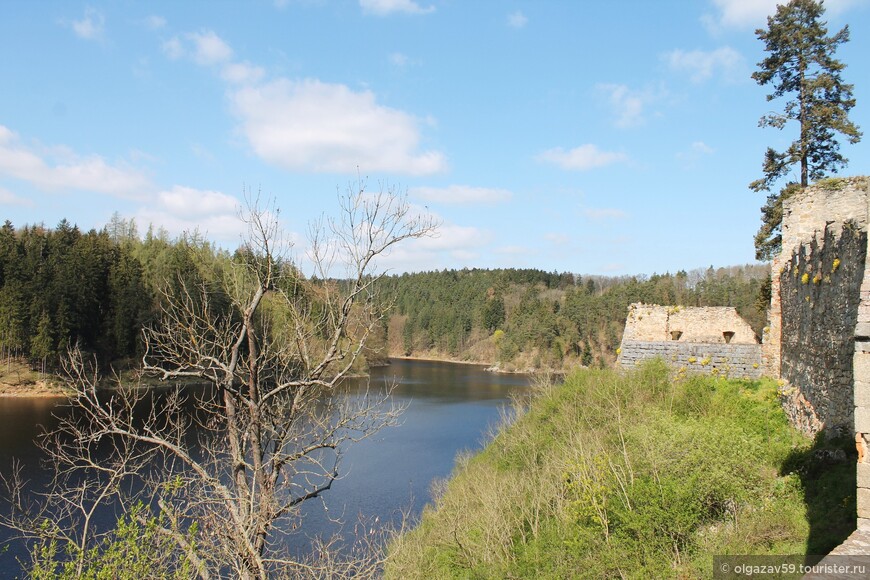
[386,361,855,579]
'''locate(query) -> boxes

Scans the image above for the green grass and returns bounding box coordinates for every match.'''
[385,360,854,579]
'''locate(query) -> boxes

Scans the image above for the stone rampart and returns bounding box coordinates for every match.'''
[618,340,762,378]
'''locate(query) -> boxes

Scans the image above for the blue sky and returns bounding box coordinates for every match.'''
[1,0,869,276]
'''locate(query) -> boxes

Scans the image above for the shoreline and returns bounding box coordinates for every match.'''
[0,383,71,398]
[389,355,491,367]
[388,354,562,376]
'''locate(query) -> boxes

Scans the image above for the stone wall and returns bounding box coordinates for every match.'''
[618,303,761,378]
[765,176,870,529]
[622,303,759,344]
[777,222,866,434]
[618,340,762,378]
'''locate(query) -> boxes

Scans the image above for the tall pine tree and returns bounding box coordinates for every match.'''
[751,0,861,260]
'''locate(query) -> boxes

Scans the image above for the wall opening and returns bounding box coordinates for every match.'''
[723,331,735,344]
[671,330,683,341]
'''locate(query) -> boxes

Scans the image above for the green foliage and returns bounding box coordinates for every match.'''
[751,0,862,258]
[385,362,825,579]
[28,504,196,579]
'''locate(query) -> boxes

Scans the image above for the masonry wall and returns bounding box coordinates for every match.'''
[777,223,866,434]
[618,340,762,378]
[766,176,870,529]
[622,304,758,344]
[618,303,762,378]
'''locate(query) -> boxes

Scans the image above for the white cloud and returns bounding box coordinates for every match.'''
[360,0,435,16]
[160,28,444,176]
[390,52,411,68]
[71,7,105,41]
[135,186,244,243]
[705,0,862,29]
[664,46,743,83]
[597,83,659,128]
[372,221,488,272]
[411,185,512,204]
[583,208,627,220]
[221,62,266,84]
[163,30,233,66]
[507,11,528,29]
[189,30,234,65]
[145,15,166,30]
[162,37,184,60]
[676,140,715,165]
[0,125,150,196]
[536,144,627,171]
[691,141,714,154]
[230,78,447,175]
[0,186,33,207]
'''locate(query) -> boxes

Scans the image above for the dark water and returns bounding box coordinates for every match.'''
[0,359,528,573]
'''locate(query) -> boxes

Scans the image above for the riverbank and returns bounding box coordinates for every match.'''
[388,353,566,375]
[0,360,70,397]
[385,360,856,578]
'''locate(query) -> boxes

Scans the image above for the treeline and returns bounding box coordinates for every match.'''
[0,216,240,372]
[0,219,148,370]
[0,215,386,376]
[0,214,770,375]
[382,265,770,370]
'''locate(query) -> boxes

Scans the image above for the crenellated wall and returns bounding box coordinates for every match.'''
[765,176,870,530]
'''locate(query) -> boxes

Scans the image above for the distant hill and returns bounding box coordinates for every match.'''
[380,265,770,371]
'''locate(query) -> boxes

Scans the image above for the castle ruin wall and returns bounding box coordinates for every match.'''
[765,176,870,529]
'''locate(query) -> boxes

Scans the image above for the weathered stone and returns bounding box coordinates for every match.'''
[858,487,870,519]
[858,462,870,489]
[856,383,870,407]
[857,407,870,434]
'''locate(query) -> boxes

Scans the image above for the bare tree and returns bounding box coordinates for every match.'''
[1,183,436,578]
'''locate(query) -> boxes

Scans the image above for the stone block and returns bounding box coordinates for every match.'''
[858,517,870,531]
[859,463,870,489]
[856,353,870,382]
[857,407,870,434]
[857,323,870,339]
[857,383,870,407]
[859,488,870,519]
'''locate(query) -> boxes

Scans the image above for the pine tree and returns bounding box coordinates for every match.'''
[750,0,861,260]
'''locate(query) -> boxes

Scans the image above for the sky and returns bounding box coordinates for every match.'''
[1,0,869,277]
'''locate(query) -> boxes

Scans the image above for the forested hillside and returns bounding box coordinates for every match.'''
[0,215,394,380]
[0,215,769,378]
[382,265,769,371]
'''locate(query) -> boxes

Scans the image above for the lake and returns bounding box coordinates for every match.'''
[0,359,529,574]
